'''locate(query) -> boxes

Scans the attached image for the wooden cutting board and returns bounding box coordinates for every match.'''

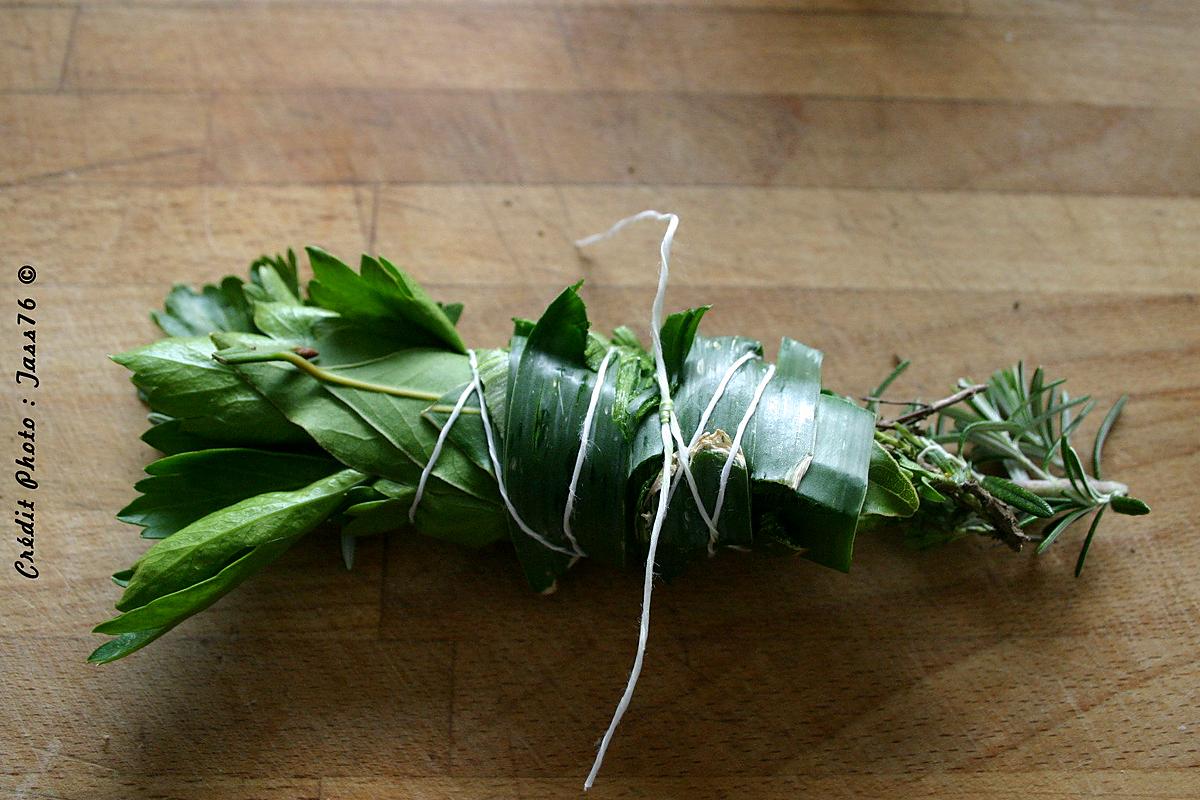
[2,2,1197,797]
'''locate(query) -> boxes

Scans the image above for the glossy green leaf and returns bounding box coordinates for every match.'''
[87,628,168,664]
[502,285,635,589]
[152,277,254,337]
[862,441,919,518]
[119,448,343,539]
[214,333,507,546]
[116,468,365,612]
[112,336,309,447]
[97,536,295,635]
[306,248,466,353]
[787,394,876,571]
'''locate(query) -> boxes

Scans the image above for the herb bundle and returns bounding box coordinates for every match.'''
[95,217,1148,783]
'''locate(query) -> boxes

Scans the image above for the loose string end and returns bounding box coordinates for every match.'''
[578,210,681,791]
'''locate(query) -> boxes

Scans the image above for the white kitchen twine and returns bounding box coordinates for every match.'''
[562,348,617,553]
[664,349,774,552]
[409,380,476,525]
[575,209,682,791]
[410,210,775,789]
[410,347,617,558]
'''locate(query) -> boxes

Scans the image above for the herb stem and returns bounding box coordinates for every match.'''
[215,349,444,402]
[876,383,988,429]
[1010,477,1129,498]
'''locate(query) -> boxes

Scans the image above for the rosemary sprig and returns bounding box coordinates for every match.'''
[868,362,1149,573]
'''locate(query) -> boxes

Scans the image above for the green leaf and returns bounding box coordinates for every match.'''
[1074,506,1106,577]
[438,301,464,325]
[525,284,589,365]
[306,248,466,353]
[639,431,754,580]
[502,285,635,588]
[139,415,223,455]
[866,359,910,414]
[118,448,343,539]
[97,536,295,635]
[917,478,948,504]
[115,469,365,612]
[214,333,507,547]
[248,262,301,305]
[862,441,919,518]
[151,277,255,337]
[252,302,339,344]
[250,250,301,299]
[611,325,643,351]
[112,337,309,447]
[788,393,876,571]
[1109,495,1150,515]
[1036,507,1092,554]
[87,628,168,664]
[658,306,709,383]
[1092,395,1127,480]
[981,475,1054,518]
[423,347,509,469]
[1060,438,1094,499]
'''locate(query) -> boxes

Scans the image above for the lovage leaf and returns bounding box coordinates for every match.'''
[96,536,295,636]
[152,277,255,337]
[306,248,466,353]
[213,333,507,547]
[112,337,309,447]
[119,448,344,539]
[115,468,366,613]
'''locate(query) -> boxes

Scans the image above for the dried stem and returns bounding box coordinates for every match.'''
[876,383,988,429]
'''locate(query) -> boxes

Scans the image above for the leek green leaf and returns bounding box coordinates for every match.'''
[503,285,635,588]
[638,431,753,579]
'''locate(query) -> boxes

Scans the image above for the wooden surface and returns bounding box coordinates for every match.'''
[2,2,1198,798]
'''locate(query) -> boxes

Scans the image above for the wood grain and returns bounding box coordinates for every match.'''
[207,91,1200,193]
[0,7,74,90]
[2,1,1197,798]
[63,6,1200,106]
